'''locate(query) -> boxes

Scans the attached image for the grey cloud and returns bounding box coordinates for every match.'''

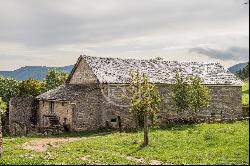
[0,0,248,47]
[190,47,249,61]
[0,54,32,61]
[0,0,249,70]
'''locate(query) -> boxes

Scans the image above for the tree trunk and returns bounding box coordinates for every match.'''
[143,112,149,146]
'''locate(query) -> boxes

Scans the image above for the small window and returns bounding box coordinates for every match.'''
[111,118,117,123]
[42,100,45,107]
[50,101,55,114]
[62,102,65,106]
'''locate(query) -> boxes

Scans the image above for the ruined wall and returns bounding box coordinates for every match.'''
[9,96,37,136]
[70,59,98,84]
[38,101,73,130]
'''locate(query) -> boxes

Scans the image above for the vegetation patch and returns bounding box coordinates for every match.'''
[242,82,249,106]
[0,121,248,165]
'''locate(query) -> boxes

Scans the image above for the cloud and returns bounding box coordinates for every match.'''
[190,47,249,61]
[0,0,248,48]
[0,0,249,70]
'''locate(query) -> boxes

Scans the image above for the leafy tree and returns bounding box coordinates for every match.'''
[242,63,249,79]
[45,69,68,91]
[172,74,211,119]
[129,71,161,146]
[236,62,249,80]
[171,73,191,114]
[0,97,7,114]
[0,77,20,103]
[189,76,211,117]
[19,78,47,97]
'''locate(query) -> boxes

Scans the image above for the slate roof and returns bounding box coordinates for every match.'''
[77,55,242,85]
[36,84,99,101]
[38,55,242,101]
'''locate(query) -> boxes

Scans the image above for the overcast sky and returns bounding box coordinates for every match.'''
[0,0,249,70]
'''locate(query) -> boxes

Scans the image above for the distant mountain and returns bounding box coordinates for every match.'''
[0,65,74,80]
[1,62,248,80]
[228,62,248,74]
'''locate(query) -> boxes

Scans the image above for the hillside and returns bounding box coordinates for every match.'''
[228,62,248,74]
[0,62,248,80]
[0,65,73,80]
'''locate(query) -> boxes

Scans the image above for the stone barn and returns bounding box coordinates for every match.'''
[36,55,243,132]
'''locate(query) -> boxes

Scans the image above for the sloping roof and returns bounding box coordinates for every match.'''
[36,84,99,101]
[68,55,242,85]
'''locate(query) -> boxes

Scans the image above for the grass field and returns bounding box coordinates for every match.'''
[242,82,249,106]
[0,121,249,165]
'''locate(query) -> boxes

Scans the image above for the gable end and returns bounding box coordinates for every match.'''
[66,55,98,84]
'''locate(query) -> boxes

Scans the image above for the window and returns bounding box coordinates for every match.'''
[62,102,65,106]
[50,101,55,114]
[42,100,45,107]
[111,118,117,123]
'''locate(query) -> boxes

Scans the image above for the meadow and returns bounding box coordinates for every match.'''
[0,121,249,165]
[242,82,249,106]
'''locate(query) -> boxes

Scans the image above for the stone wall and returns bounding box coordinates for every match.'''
[9,96,37,136]
[158,85,242,126]
[98,84,243,128]
[38,100,73,131]
[70,58,98,84]
[71,85,103,131]
[99,84,136,130]
[37,83,243,132]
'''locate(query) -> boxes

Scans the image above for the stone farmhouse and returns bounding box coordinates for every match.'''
[36,55,243,132]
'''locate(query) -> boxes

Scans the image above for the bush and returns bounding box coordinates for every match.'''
[172,73,211,118]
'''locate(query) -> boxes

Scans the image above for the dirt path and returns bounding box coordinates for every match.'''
[22,137,83,152]
[22,137,171,165]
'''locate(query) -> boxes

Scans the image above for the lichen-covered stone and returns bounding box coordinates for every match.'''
[9,96,37,136]
[66,55,242,85]
[36,55,243,132]
[36,83,242,131]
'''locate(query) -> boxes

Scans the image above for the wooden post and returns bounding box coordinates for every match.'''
[143,112,149,146]
[118,116,122,133]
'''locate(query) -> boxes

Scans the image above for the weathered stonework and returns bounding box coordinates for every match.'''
[9,96,37,136]
[69,58,98,84]
[38,100,73,129]
[36,55,243,133]
[37,83,243,132]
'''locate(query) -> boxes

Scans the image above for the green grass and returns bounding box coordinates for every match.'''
[0,121,249,165]
[242,82,249,106]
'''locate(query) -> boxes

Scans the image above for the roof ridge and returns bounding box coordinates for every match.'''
[83,55,222,65]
